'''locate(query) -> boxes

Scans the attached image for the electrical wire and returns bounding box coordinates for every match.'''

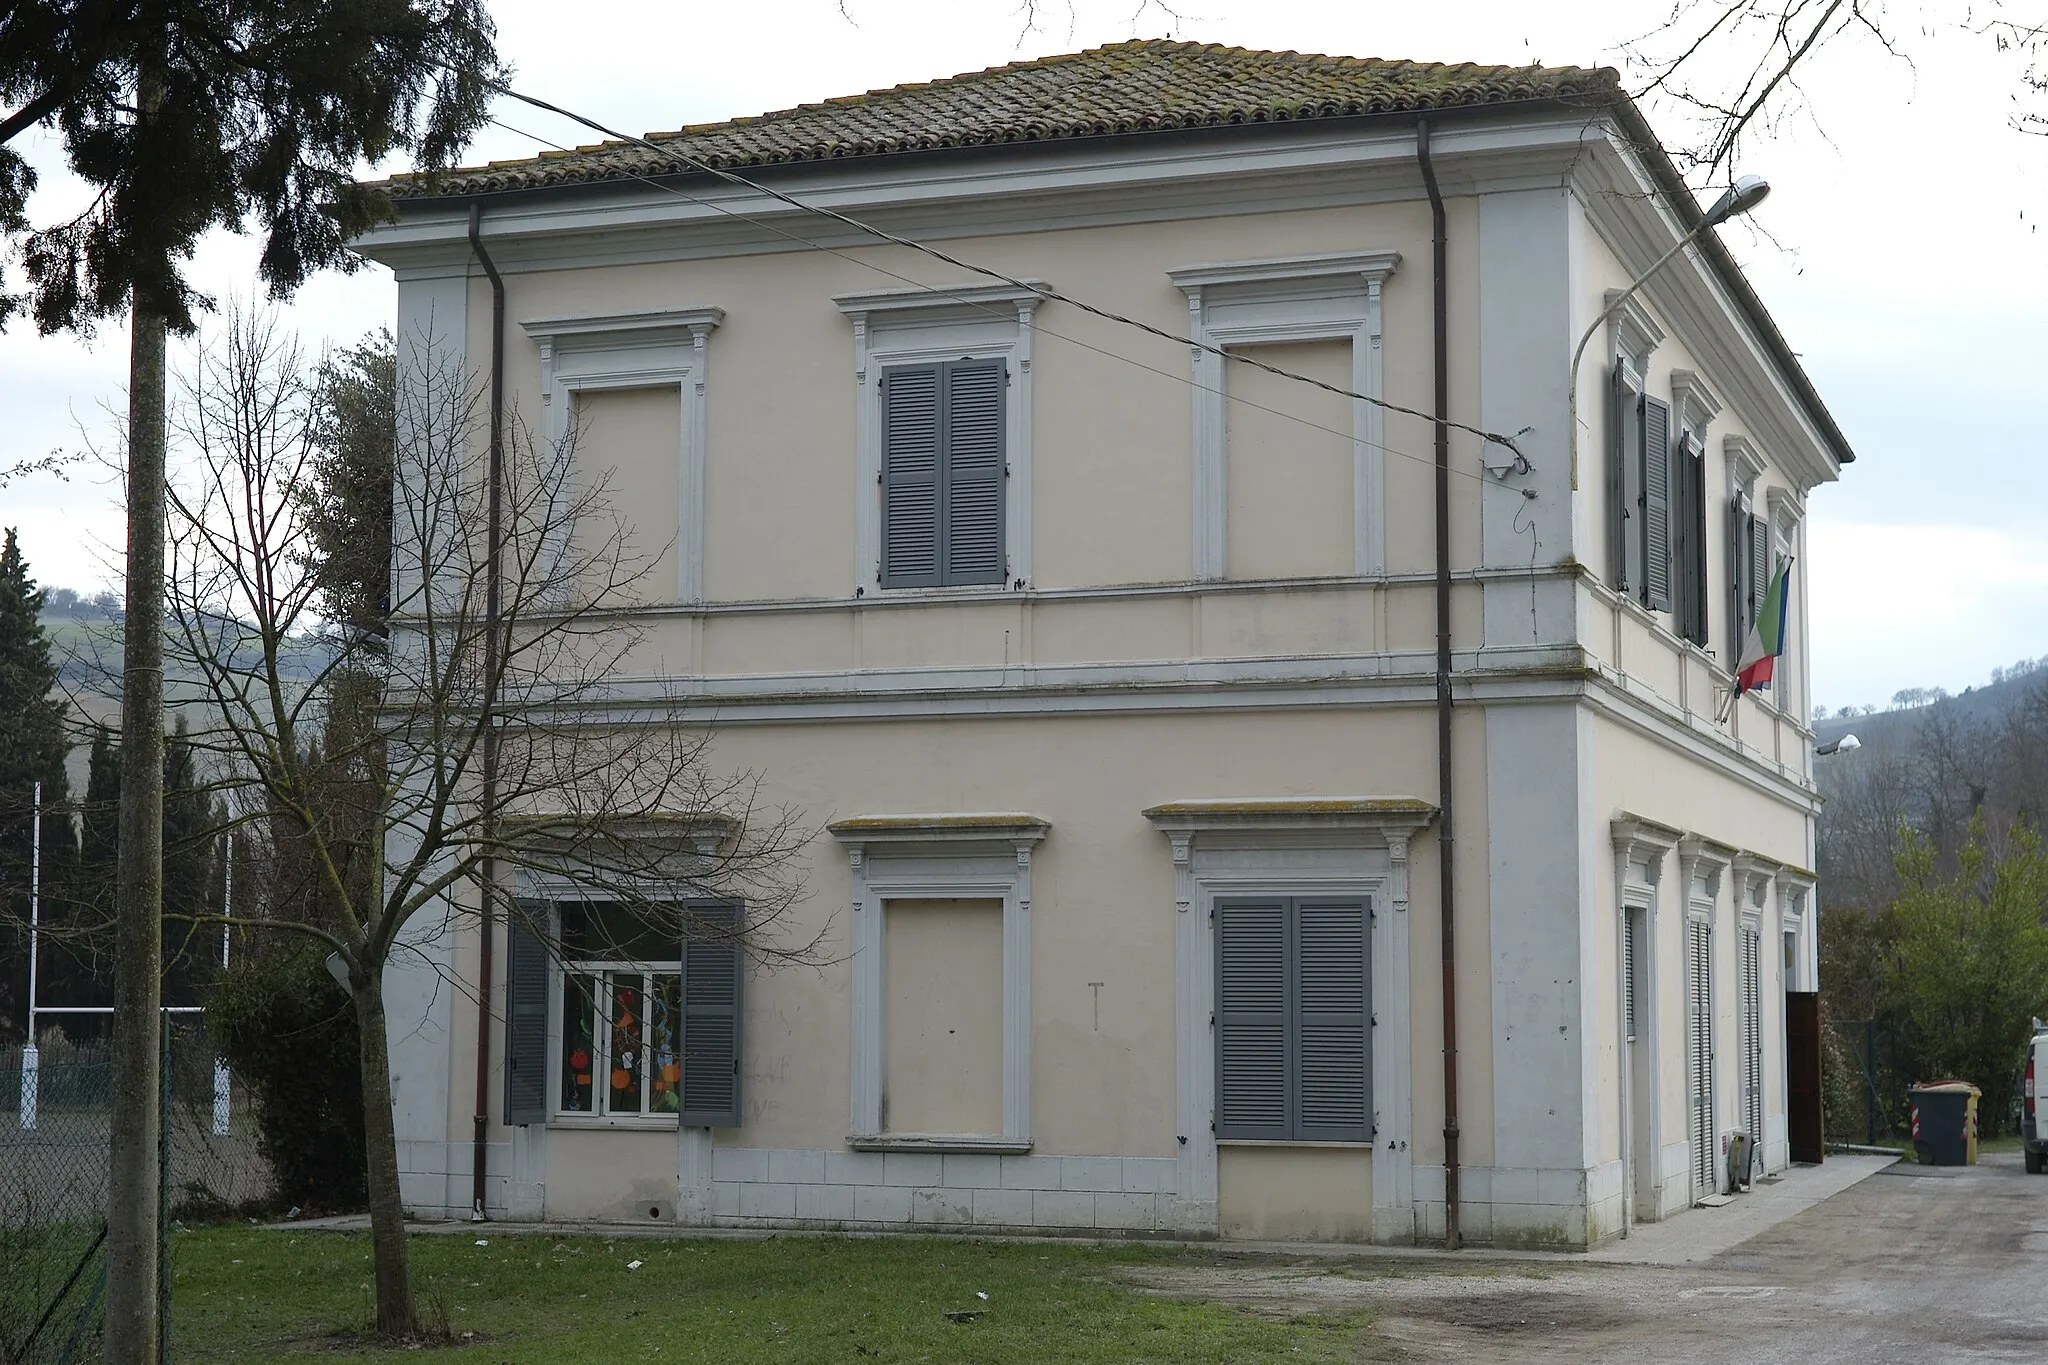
[477,110,1513,490]
[479,82,1527,462]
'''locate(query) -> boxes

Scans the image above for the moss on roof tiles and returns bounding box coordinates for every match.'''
[384,39,1617,199]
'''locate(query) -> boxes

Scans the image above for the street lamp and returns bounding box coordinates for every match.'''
[1567,175,1772,488]
[1815,733,1861,757]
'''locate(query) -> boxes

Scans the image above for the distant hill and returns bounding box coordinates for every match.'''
[38,597,337,795]
[1814,666,2047,753]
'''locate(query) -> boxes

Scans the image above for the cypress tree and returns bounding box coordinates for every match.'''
[0,530,71,1038]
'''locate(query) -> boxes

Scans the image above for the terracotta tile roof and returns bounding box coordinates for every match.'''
[387,39,1618,199]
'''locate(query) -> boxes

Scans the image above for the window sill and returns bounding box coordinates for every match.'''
[1215,1139,1373,1150]
[863,581,1021,603]
[846,1133,1033,1155]
[547,1115,680,1132]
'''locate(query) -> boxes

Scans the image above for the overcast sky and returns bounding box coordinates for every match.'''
[2,0,2043,712]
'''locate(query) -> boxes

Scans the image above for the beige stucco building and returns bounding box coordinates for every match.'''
[355,41,1850,1249]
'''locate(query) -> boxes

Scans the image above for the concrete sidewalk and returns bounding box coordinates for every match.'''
[1581,1152,1898,1265]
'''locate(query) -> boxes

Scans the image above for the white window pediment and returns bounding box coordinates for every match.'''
[1606,290,1665,382]
[1723,434,1767,502]
[521,308,724,604]
[1168,252,1400,581]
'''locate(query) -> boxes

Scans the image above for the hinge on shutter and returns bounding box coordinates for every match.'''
[1371,1013,1378,1027]
[1208,1012,1214,1030]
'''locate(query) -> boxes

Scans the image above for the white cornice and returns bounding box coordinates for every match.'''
[1166,250,1400,294]
[1576,132,1842,492]
[520,307,725,350]
[833,279,1048,320]
[1766,485,1803,531]
[1724,435,1766,496]
[1612,814,1683,873]
[354,114,1595,280]
[1142,797,1436,841]
[1669,368,1722,433]
[827,813,1048,846]
[1605,289,1666,370]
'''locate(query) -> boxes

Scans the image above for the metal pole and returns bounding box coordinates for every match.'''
[157,1010,172,1365]
[1865,1019,1877,1144]
[20,780,40,1129]
[212,834,231,1136]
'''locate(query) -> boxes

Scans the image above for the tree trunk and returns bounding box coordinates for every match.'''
[355,964,418,1337]
[105,292,166,1365]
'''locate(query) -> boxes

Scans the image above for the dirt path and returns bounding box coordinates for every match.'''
[1128,1153,2048,1363]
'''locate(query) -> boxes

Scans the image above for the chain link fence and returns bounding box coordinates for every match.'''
[1828,1016,1913,1146]
[0,1020,274,1363]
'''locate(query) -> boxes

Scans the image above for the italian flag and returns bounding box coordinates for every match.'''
[1736,557,1792,695]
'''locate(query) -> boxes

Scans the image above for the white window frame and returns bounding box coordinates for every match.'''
[1613,815,1680,1230]
[1144,797,1434,1241]
[521,308,724,604]
[1731,854,1777,1181]
[836,282,1043,594]
[552,952,684,1128]
[829,813,1047,1153]
[1777,870,1815,992]
[1168,252,1400,581]
[1768,486,1805,720]
[1678,837,1732,1204]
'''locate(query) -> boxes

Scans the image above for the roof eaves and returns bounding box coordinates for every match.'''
[1607,100,1856,468]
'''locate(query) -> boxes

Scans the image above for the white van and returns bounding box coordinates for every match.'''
[2028,1023,2048,1175]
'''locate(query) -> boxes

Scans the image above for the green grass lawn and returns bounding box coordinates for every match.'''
[169,1227,1380,1362]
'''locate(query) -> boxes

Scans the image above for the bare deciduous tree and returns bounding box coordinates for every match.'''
[156,312,817,1338]
[1625,1,2048,178]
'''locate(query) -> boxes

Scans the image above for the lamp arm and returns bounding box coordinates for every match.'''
[1565,224,1709,490]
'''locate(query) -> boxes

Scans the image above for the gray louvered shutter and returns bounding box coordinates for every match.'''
[1610,367,1642,591]
[679,901,744,1128]
[1730,497,1753,661]
[1687,918,1715,1197]
[881,366,941,588]
[1640,397,1674,612]
[505,900,551,1126]
[1741,928,1763,1160]
[941,359,1005,585]
[1748,513,1772,643]
[1672,434,1699,639]
[1623,909,1638,1042]
[1681,438,1710,646]
[1215,899,1288,1140]
[1296,898,1372,1141]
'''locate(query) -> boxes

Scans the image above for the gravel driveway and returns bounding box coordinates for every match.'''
[1127,1152,2048,1363]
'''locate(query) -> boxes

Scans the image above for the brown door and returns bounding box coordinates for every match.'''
[1786,991,1824,1163]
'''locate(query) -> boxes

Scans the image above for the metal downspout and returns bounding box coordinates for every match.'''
[467,203,507,1222]
[1415,118,1462,1251]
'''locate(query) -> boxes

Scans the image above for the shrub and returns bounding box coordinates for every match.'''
[209,948,366,1210]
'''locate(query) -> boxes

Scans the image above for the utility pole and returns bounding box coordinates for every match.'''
[106,66,169,1357]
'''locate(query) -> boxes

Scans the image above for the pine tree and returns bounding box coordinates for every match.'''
[0,529,67,808]
[5,12,503,1351]
[0,529,71,1039]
